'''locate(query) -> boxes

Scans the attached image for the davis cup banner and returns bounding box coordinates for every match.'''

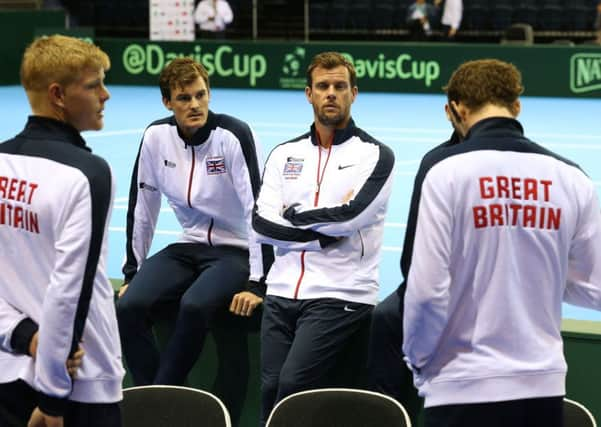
[96,39,601,98]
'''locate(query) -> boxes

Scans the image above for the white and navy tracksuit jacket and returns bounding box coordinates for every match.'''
[0,116,124,414]
[253,119,395,305]
[403,118,601,408]
[123,110,270,283]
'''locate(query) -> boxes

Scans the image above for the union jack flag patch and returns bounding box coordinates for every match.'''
[206,156,226,175]
[283,160,303,178]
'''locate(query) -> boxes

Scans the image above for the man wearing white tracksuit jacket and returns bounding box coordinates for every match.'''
[116,58,271,425]
[250,52,395,425]
[0,35,123,427]
[403,59,601,427]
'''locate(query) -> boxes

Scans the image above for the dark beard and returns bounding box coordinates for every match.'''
[317,111,346,127]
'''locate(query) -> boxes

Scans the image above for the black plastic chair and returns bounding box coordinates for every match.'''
[121,385,231,427]
[564,398,597,427]
[265,388,411,427]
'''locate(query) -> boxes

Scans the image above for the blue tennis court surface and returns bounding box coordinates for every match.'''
[1,85,600,321]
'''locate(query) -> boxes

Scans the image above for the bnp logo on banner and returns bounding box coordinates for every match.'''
[280,47,307,89]
[570,53,601,94]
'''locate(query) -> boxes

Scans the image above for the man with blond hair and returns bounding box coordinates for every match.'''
[403,58,601,427]
[0,35,123,426]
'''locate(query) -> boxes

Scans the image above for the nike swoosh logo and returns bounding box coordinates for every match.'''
[343,305,357,312]
[338,164,356,170]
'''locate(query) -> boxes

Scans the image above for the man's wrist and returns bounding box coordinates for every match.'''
[246,280,266,298]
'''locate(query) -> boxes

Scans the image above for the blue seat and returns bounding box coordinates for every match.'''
[329,0,349,30]
[491,3,514,30]
[372,0,396,30]
[349,0,372,30]
[309,0,330,30]
[513,0,539,27]
[538,1,563,30]
[563,2,592,30]
[464,0,490,30]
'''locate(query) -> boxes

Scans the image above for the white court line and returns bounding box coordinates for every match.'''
[252,122,450,135]
[84,129,145,138]
[247,122,601,140]
[86,126,601,143]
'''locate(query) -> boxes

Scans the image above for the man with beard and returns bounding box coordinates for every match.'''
[247,51,395,425]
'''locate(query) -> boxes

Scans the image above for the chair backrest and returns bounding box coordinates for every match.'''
[265,388,411,427]
[121,385,231,427]
[564,398,597,427]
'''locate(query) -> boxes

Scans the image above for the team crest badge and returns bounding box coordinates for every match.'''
[283,157,304,179]
[206,156,226,175]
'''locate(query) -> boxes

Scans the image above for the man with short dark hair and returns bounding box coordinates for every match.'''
[249,51,395,425]
[116,57,270,423]
[403,58,601,427]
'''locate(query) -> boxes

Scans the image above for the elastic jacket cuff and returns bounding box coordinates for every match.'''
[10,318,38,356]
[246,280,266,298]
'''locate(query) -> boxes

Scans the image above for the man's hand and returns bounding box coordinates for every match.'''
[67,346,85,378]
[230,291,263,317]
[29,332,84,378]
[28,407,63,427]
[29,331,39,359]
[118,282,128,298]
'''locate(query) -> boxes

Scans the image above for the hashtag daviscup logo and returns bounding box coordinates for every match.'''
[279,47,307,89]
[123,44,147,74]
[570,53,601,94]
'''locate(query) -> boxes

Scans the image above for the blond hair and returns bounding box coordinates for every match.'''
[444,59,524,115]
[20,35,110,92]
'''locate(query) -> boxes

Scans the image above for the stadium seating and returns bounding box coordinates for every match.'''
[491,0,515,30]
[513,0,539,27]
[0,0,40,9]
[309,0,330,30]
[55,0,601,50]
[348,0,371,31]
